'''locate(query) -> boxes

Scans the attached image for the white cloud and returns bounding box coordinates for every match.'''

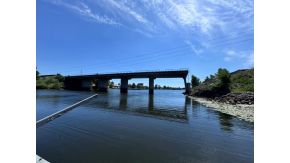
[224,49,254,68]
[48,0,120,25]
[45,0,253,39]
[185,40,204,56]
[106,0,149,25]
[145,0,223,35]
[206,0,253,14]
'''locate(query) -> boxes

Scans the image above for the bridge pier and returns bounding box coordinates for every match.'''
[120,78,129,93]
[149,78,155,95]
[97,78,109,92]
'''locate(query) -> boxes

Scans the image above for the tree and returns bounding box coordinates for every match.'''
[215,68,231,95]
[109,81,114,88]
[191,75,200,88]
[217,68,231,87]
[132,83,136,89]
[204,76,210,82]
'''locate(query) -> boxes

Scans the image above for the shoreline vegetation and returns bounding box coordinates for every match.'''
[36,72,64,89]
[188,68,254,122]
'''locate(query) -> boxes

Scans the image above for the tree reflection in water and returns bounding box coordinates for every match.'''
[218,112,234,132]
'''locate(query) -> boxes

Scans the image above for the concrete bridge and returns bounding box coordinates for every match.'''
[64,69,191,94]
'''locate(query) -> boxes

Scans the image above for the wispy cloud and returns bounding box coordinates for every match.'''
[49,0,120,25]
[185,40,204,56]
[45,0,253,37]
[106,0,149,25]
[44,0,253,66]
[224,50,254,68]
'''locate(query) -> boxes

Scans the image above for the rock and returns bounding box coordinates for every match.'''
[213,92,254,105]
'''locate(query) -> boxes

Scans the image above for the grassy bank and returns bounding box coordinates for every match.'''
[36,74,64,89]
[191,68,254,98]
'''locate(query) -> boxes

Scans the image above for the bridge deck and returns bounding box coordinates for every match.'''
[66,69,188,79]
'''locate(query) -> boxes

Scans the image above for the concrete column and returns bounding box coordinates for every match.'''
[97,78,109,92]
[149,78,155,95]
[120,78,128,93]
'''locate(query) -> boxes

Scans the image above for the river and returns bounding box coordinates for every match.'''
[36,89,253,163]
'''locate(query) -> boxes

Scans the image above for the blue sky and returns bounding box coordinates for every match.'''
[37,0,253,87]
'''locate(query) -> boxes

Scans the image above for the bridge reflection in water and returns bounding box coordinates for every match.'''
[82,91,192,122]
[37,89,253,163]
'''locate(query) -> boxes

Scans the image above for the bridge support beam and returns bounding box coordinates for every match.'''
[149,78,155,95]
[97,78,109,92]
[120,78,129,93]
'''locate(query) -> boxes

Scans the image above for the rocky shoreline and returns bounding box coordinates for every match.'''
[187,94,254,122]
[212,92,254,105]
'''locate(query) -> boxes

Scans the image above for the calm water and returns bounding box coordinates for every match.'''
[36,89,254,163]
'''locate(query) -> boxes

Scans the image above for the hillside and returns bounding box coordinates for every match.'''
[230,69,254,93]
[191,68,254,98]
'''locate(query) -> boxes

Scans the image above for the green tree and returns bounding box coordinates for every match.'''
[217,68,231,87]
[132,83,136,89]
[109,81,114,88]
[214,68,231,95]
[191,75,200,88]
[204,76,210,82]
